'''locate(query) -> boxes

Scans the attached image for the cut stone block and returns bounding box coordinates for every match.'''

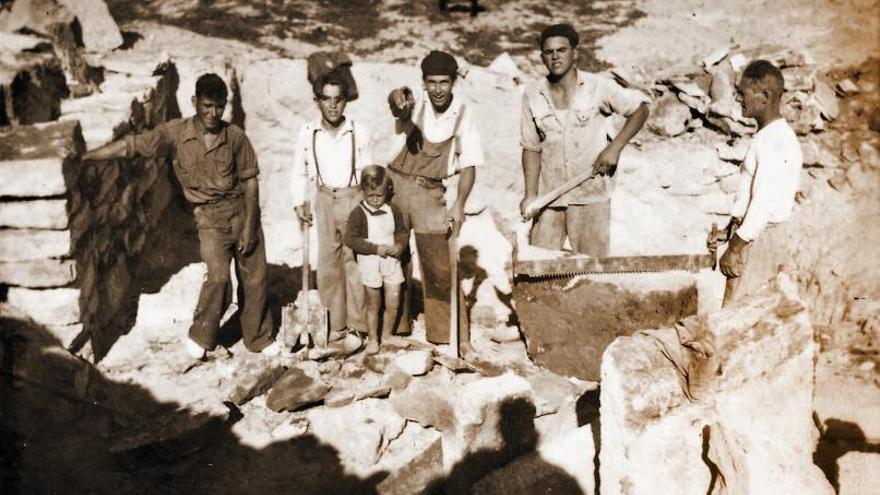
[0,199,68,229]
[600,274,832,495]
[4,287,80,325]
[0,258,76,287]
[0,120,83,195]
[0,229,71,262]
[56,0,123,53]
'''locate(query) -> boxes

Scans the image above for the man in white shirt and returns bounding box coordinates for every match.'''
[720,60,804,306]
[387,50,483,350]
[291,72,373,337]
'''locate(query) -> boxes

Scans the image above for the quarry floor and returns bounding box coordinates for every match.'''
[3,0,880,494]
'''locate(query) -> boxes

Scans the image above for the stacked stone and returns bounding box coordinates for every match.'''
[0,59,181,357]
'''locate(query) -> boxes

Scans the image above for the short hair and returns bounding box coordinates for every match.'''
[741,60,784,99]
[312,71,350,99]
[420,50,458,80]
[195,73,228,101]
[360,165,392,193]
[539,23,579,49]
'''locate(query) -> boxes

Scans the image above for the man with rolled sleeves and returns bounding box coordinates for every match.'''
[520,24,650,256]
[386,50,482,351]
[83,73,277,359]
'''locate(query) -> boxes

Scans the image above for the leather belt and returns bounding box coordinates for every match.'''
[388,167,445,190]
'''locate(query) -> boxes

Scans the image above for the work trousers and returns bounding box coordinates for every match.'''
[189,197,274,352]
[724,222,791,307]
[530,199,611,257]
[390,170,469,344]
[314,186,366,333]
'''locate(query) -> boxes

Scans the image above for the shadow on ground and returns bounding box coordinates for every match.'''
[813,417,880,492]
[0,316,384,495]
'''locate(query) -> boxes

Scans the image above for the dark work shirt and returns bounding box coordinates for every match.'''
[125,117,260,205]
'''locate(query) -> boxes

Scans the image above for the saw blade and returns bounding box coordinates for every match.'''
[513,253,715,282]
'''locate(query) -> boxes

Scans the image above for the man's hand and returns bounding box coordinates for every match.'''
[295,205,313,226]
[592,143,622,177]
[719,234,749,278]
[376,245,390,258]
[388,87,415,120]
[238,227,257,255]
[519,193,537,219]
[447,202,465,235]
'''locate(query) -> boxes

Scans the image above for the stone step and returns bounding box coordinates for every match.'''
[0,158,68,197]
[0,229,71,262]
[0,199,68,229]
[3,287,81,326]
[0,120,83,196]
[0,258,76,287]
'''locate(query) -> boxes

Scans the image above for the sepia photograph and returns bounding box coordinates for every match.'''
[0,0,878,493]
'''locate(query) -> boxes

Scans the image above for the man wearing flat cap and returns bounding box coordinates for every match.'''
[386,50,483,351]
[520,23,649,256]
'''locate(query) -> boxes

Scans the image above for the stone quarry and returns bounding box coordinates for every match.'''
[1,1,878,494]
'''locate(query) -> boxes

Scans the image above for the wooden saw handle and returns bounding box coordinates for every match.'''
[523,167,598,220]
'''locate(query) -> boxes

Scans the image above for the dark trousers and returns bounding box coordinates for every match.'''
[390,170,469,344]
[188,198,274,352]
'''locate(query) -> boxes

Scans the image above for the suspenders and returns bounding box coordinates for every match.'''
[311,121,358,188]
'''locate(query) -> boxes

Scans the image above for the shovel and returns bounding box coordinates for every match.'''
[284,201,329,349]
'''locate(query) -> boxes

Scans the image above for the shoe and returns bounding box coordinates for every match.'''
[260,341,284,356]
[185,337,206,359]
[365,340,380,355]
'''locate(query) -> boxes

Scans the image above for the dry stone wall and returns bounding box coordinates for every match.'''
[0,57,181,360]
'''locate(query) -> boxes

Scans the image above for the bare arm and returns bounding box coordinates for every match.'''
[447,165,475,234]
[520,149,541,216]
[238,177,260,254]
[82,139,127,161]
[593,102,650,176]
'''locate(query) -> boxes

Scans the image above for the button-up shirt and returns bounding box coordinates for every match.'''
[520,70,648,206]
[731,118,803,242]
[386,91,485,176]
[126,117,259,205]
[291,118,373,207]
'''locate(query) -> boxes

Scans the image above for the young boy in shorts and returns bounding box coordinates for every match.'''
[344,166,410,354]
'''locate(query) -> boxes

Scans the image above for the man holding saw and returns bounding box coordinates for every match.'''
[520,23,649,256]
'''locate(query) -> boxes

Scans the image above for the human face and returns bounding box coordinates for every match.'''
[540,36,576,78]
[193,95,226,132]
[316,84,347,127]
[424,75,454,111]
[736,79,766,119]
[363,186,386,209]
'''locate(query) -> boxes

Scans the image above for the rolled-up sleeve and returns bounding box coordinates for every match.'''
[598,78,650,117]
[126,123,171,159]
[235,134,260,181]
[456,108,484,170]
[290,126,310,207]
[520,92,542,153]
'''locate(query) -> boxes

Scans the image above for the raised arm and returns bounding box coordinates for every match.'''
[82,139,128,161]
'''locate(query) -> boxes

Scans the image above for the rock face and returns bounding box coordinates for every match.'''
[513,273,699,381]
[0,35,69,125]
[0,58,183,361]
[600,274,833,495]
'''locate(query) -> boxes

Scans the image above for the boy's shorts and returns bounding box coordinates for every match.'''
[358,254,404,289]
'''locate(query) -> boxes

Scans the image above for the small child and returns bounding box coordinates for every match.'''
[344,165,410,354]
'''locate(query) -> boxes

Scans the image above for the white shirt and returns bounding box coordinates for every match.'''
[291,118,374,206]
[387,90,485,176]
[731,118,803,242]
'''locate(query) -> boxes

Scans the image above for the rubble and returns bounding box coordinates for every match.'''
[647,95,691,137]
[376,438,444,495]
[265,366,331,412]
[392,350,434,376]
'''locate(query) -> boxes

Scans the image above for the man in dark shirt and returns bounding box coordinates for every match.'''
[83,73,277,359]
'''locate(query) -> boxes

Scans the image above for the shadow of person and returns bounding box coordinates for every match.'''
[813,417,880,492]
[1,316,384,495]
[457,245,487,317]
[425,397,584,495]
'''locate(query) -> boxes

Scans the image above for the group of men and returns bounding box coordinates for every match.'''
[82,23,803,359]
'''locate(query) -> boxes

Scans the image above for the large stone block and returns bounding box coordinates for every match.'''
[4,287,80,325]
[0,258,75,287]
[56,0,123,52]
[513,272,698,381]
[0,41,69,125]
[0,120,83,195]
[0,199,68,229]
[600,274,833,495]
[0,229,71,261]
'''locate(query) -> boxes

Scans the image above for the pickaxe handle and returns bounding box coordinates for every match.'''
[522,167,598,220]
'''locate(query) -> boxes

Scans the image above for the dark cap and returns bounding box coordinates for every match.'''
[421,50,458,78]
[539,23,579,48]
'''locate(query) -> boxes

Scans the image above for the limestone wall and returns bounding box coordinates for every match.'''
[599,273,833,495]
[0,59,181,360]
